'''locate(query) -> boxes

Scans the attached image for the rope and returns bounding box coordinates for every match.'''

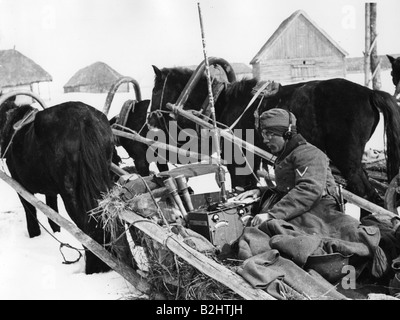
[26,206,84,265]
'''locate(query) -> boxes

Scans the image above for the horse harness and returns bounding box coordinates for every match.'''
[1,108,39,159]
[252,81,282,131]
[113,99,137,145]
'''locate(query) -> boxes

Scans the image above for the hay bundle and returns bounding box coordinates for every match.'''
[94,183,243,300]
[139,230,243,300]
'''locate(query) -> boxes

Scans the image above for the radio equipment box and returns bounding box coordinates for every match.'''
[187,192,252,250]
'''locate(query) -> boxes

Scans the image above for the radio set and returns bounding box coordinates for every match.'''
[187,196,252,251]
[163,175,253,251]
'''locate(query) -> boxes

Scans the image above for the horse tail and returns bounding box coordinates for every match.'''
[372,91,400,181]
[77,115,113,213]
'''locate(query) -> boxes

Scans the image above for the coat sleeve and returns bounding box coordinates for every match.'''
[266,144,329,221]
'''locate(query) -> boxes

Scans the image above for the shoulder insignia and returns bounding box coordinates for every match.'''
[296,166,308,177]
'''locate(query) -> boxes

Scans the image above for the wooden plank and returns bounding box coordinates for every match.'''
[0,169,151,295]
[119,209,276,300]
[341,188,398,219]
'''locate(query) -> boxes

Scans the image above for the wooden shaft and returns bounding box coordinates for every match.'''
[0,169,151,294]
[364,3,371,87]
[112,128,213,163]
[119,209,276,300]
[110,163,129,176]
[167,102,277,164]
[341,188,399,220]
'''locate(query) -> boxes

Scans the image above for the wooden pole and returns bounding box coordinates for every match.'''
[119,208,276,300]
[110,163,129,176]
[364,3,371,87]
[197,2,227,202]
[167,102,277,164]
[0,169,151,295]
[341,188,398,220]
[112,128,215,163]
[369,3,381,90]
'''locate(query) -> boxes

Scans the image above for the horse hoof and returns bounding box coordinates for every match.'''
[85,257,111,274]
[28,230,41,238]
[85,264,111,275]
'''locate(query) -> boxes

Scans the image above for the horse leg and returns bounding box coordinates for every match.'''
[19,195,41,238]
[45,195,61,233]
[59,193,110,274]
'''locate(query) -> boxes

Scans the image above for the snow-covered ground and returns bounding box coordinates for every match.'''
[0,163,147,300]
[0,70,396,299]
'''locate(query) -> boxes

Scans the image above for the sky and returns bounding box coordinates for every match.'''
[1,0,400,98]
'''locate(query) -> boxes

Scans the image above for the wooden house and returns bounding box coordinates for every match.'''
[64,61,128,93]
[250,10,348,84]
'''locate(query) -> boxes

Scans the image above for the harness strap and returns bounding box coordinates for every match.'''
[229,80,273,130]
[13,109,39,131]
[2,109,39,159]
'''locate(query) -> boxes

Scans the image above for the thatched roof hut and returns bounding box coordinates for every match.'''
[0,49,52,90]
[63,61,128,93]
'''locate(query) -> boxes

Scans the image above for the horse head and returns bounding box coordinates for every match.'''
[0,90,46,157]
[148,58,237,133]
[148,65,205,133]
[387,55,400,96]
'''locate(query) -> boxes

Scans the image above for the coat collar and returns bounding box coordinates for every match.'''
[275,133,307,164]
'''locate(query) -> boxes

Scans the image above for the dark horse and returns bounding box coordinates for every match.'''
[0,94,117,274]
[109,99,171,175]
[148,64,400,210]
[387,55,400,98]
[110,99,152,176]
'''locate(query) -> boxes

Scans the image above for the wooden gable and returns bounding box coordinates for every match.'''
[250,10,348,83]
[251,10,348,64]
